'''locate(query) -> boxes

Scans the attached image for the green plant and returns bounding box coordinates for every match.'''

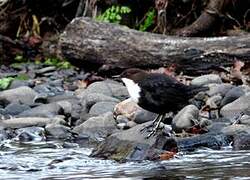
[0,77,14,90]
[44,58,72,69]
[139,9,156,32]
[96,5,131,24]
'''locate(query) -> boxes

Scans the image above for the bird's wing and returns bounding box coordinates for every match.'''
[139,74,188,107]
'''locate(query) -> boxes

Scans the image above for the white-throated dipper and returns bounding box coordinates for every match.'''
[120,68,207,138]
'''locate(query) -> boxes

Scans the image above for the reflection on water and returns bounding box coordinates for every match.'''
[0,140,250,179]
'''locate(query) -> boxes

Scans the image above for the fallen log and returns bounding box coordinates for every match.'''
[59,17,250,75]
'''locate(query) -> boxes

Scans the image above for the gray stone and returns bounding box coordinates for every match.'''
[116,115,129,124]
[0,86,38,105]
[73,112,118,141]
[0,117,64,128]
[77,81,128,100]
[191,74,222,86]
[45,123,73,139]
[36,66,56,74]
[207,83,234,97]
[172,105,199,132]
[81,93,120,109]
[239,115,250,125]
[220,86,248,106]
[220,93,250,119]
[9,80,34,89]
[222,124,250,136]
[133,110,157,124]
[15,127,45,141]
[233,134,250,150]
[89,101,117,116]
[18,103,64,118]
[5,103,31,116]
[91,122,176,161]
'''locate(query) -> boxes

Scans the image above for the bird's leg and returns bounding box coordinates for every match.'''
[146,114,166,138]
[140,114,161,132]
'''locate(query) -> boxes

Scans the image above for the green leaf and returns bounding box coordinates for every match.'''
[0,77,14,90]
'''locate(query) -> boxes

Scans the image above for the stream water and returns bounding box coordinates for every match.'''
[0,140,250,179]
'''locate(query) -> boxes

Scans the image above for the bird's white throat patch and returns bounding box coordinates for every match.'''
[122,78,141,103]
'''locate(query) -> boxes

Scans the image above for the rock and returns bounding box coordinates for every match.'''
[34,83,64,97]
[191,74,222,86]
[4,103,31,116]
[116,115,129,124]
[0,127,15,141]
[47,92,76,103]
[77,81,129,100]
[0,86,38,106]
[220,93,250,119]
[205,94,223,109]
[239,115,250,125]
[81,93,120,109]
[15,127,45,141]
[0,117,64,128]
[133,110,157,124]
[172,105,200,133]
[36,66,56,75]
[45,123,73,139]
[9,80,35,89]
[114,98,142,120]
[233,134,250,150]
[222,124,250,136]
[207,122,229,133]
[207,83,234,97]
[177,133,231,151]
[89,102,117,116]
[18,103,64,118]
[220,86,249,106]
[73,112,118,141]
[33,93,48,103]
[90,122,176,161]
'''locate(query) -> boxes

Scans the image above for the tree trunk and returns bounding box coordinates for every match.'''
[59,17,250,75]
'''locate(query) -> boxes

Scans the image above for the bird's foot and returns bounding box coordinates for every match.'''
[146,127,158,139]
[140,123,154,132]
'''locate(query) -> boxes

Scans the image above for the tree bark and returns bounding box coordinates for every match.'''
[59,17,250,75]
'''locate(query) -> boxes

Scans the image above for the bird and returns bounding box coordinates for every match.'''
[120,68,207,138]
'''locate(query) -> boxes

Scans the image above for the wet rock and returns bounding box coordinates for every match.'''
[220,93,250,119]
[0,127,16,141]
[45,123,73,139]
[207,83,234,97]
[4,103,31,116]
[206,122,229,134]
[47,92,76,103]
[177,133,231,151]
[90,122,165,161]
[77,81,128,100]
[172,105,199,133]
[220,86,249,106]
[0,86,38,106]
[233,134,250,150]
[18,103,64,118]
[73,112,118,141]
[222,124,250,136]
[75,113,96,126]
[191,74,222,86]
[0,117,64,128]
[15,127,45,141]
[89,101,117,116]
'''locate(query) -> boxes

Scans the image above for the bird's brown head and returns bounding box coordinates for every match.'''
[120,68,148,83]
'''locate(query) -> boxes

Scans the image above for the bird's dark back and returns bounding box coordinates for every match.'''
[137,73,191,114]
